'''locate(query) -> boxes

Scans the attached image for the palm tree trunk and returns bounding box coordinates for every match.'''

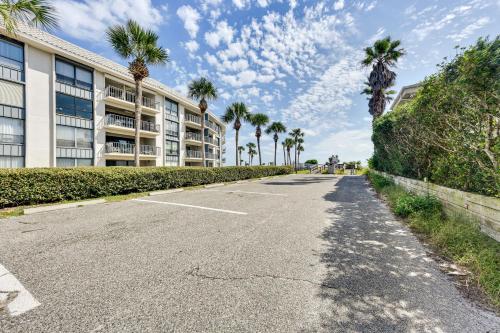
[257,135,262,165]
[283,146,286,165]
[235,129,239,166]
[248,153,251,166]
[274,139,277,166]
[134,79,142,167]
[294,144,297,171]
[201,112,206,167]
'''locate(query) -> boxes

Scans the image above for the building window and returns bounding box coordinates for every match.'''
[56,59,93,90]
[0,156,23,168]
[56,93,93,119]
[56,158,92,167]
[56,125,93,148]
[165,140,179,155]
[165,120,178,137]
[165,98,178,118]
[0,38,23,71]
[0,117,23,144]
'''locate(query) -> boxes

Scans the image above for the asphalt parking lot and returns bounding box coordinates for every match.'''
[0,174,498,332]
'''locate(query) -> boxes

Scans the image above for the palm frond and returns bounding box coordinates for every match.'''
[0,0,58,33]
[250,113,269,127]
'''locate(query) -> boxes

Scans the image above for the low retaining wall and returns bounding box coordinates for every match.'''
[374,171,500,241]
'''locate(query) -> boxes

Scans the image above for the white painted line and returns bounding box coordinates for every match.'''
[24,199,106,215]
[204,183,225,188]
[133,199,247,215]
[206,189,287,197]
[149,189,184,196]
[0,264,40,316]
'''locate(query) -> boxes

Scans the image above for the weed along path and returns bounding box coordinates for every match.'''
[0,175,498,332]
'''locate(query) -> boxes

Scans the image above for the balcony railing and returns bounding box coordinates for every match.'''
[206,152,216,159]
[0,63,23,82]
[105,114,159,132]
[105,142,159,156]
[185,132,202,141]
[185,150,202,158]
[185,113,201,124]
[105,86,159,110]
[207,121,219,132]
[204,136,215,145]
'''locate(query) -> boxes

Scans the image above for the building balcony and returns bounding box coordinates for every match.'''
[104,114,159,138]
[185,150,202,160]
[0,63,23,82]
[206,152,216,160]
[206,121,220,133]
[104,86,159,115]
[204,136,216,145]
[185,113,201,128]
[185,132,202,145]
[104,142,159,160]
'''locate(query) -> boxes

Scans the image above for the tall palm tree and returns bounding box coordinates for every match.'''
[289,128,304,170]
[250,113,269,166]
[281,141,286,165]
[107,20,168,166]
[246,142,256,166]
[188,77,218,166]
[297,138,304,167]
[265,122,287,166]
[362,36,404,120]
[284,138,294,166]
[222,102,250,166]
[361,81,396,114]
[0,0,58,34]
[237,145,245,166]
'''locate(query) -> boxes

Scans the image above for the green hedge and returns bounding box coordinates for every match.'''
[0,166,292,208]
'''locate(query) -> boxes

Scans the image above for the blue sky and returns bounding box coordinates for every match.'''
[52,0,499,165]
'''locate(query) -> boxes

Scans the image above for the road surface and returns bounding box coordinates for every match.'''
[0,175,498,332]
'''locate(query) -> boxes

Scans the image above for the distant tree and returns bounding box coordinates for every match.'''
[289,128,304,170]
[237,146,245,166]
[281,141,286,165]
[305,159,318,165]
[284,138,294,166]
[246,142,257,166]
[222,102,250,166]
[250,113,269,166]
[265,122,287,166]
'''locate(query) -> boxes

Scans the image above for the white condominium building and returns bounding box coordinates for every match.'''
[0,26,226,168]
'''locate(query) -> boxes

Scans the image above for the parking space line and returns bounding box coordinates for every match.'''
[205,189,287,197]
[0,264,41,316]
[133,199,248,215]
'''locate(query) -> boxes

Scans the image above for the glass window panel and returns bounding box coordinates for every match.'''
[56,158,75,167]
[0,156,24,168]
[76,128,93,148]
[55,60,75,84]
[56,125,75,147]
[74,97,93,119]
[0,39,23,70]
[0,117,24,144]
[77,158,92,166]
[76,67,92,89]
[56,93,75,116]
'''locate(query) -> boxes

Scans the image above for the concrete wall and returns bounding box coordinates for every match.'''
[24,45,53,167]
[94,71,106,167]
[374,171,500,241]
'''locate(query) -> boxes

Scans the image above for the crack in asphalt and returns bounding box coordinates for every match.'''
[187,266,336,289]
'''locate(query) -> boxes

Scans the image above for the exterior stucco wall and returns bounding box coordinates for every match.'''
[24,45,53,167]
[94,71,106,166]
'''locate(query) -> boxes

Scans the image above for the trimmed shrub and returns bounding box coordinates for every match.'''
[0,166,292,208]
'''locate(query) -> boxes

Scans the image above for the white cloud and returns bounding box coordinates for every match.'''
[447,17,491,41]
[176,5,201,38]
[54,0,165,41]
[184,40,199,53]
[220,69,257,87]
[205,21,235,48]
[334,0,344,10]
[233,0,250,9]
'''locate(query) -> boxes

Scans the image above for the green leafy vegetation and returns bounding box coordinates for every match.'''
[371,37,500,197]
[367,171,500,309]
[0,166,292,208]
[304,159,318,165]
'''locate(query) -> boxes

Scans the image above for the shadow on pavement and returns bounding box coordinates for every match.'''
[264,176,337,186]
[312,176,475,332]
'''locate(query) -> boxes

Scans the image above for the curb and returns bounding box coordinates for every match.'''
[149,189,184,196]
[24,199,106,215]
[236,180,249,184]
[204,183,225,188]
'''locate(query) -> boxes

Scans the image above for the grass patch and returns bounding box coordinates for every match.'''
[367,171,500,309]
[0,207,24,219]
